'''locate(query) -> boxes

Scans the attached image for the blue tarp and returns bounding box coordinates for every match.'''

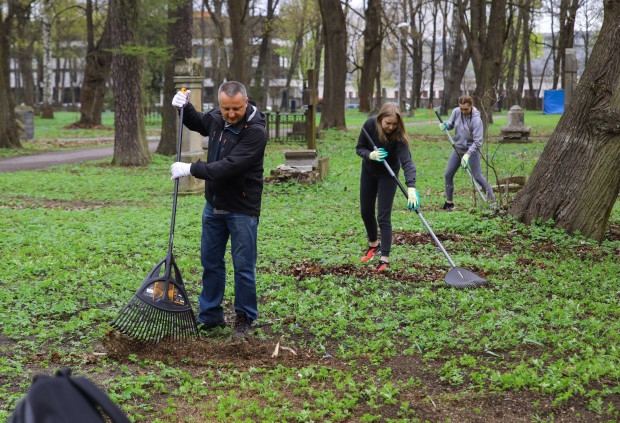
[543,90,564,114]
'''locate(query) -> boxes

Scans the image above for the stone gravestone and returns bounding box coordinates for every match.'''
[15,105,35,140]
[174,58,205,195]
[500,105,531,143]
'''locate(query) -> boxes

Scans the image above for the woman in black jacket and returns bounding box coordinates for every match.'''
[355,102,419,271]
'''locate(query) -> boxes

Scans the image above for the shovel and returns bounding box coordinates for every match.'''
[361,127,488,288]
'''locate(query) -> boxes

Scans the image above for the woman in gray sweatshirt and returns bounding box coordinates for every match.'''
[438,95,496,210]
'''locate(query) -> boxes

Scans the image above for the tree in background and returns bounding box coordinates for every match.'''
[358,0,381,113]
[157,0,193,156]
[509,0,620,242]
[109,0,150,166]
[459,0,508,125]
[318,0,346,130]
[250,0,279,110]
[204,0,227,106]
[13,1,38,108]
[439,0,469,115]
[74,0,112,128]
[0,0,31,149]
[276,0,318,112]
[227,0,250,84]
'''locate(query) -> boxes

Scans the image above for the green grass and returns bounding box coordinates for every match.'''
[1,109,616,422]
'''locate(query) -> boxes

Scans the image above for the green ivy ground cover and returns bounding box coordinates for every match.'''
[1,115,619,422]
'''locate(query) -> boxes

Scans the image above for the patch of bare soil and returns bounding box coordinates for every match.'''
[96,328,616,422]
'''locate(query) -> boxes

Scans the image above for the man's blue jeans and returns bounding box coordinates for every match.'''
[198,202,259,325]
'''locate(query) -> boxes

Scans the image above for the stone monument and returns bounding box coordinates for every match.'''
[174,58,205,194]
[500,105,531,143]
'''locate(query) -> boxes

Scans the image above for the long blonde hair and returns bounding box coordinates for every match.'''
[374,102,409,145]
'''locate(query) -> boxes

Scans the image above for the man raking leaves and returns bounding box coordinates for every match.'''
[170,81,267,340]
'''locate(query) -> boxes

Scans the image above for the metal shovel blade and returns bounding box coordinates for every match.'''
[445,267,488,288]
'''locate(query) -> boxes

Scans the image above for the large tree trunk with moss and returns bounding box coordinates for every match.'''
[109,0,150,166]
[76,0,112,128]
[157,0,193,156]
[318,0,346,130]
[509,0,620,242]
[358,0,381,113]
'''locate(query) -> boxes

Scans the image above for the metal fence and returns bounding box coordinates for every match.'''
[265,111,307,145]
[141,107,307,145]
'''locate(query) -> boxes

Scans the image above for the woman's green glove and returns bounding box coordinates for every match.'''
[369,148,388,162]
[407,187,420,210]
[460,153,470,169]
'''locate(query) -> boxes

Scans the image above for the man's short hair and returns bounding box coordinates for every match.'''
[218,81,247,100]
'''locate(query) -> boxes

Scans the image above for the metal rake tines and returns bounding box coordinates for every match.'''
[444,267,489,289]
[111,297,199,343]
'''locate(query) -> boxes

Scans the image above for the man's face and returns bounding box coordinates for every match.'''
[219,92,248,125]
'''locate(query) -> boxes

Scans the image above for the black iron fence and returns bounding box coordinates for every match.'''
[141,107,308,145]
[265,111,307,144]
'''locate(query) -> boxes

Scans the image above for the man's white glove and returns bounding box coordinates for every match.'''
[172,90,191,108]
[171,162,192,180]
[438,122,448,131]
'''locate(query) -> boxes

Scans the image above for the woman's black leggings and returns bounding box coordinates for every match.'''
[360,166,398,258]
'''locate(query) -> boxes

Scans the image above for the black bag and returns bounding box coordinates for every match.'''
[8,367,130,423]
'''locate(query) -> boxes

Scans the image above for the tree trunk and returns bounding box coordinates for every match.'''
[109,0,150,166]
[15,2,36,107]
[227,0,249,84]
[250,0,277,110]
[509,0,620,242]
[440,1,469,116]
[558,0,580,89]
[76,1,112,128]
[426,0,438,113]
[0,3,22,149]
[504,1,521,108]
[410,7,423,112]
[157,0,193,156]
[318,0,346,130]
[461,0,508,125]
[358,0,381,113]
[41,0,54,119]
[205,0,227,104]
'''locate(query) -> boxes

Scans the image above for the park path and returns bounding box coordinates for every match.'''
[0,139,159,173]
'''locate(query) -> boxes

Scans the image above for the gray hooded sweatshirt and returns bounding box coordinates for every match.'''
[444,106,483,156]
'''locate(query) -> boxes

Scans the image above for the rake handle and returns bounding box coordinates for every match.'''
[168,89,186,255]
[435,111,487,203]
[360,127,457,268]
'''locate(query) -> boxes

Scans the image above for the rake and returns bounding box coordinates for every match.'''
[435,111,487,203]
[361,127,488,288]
[112,91,199,342]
